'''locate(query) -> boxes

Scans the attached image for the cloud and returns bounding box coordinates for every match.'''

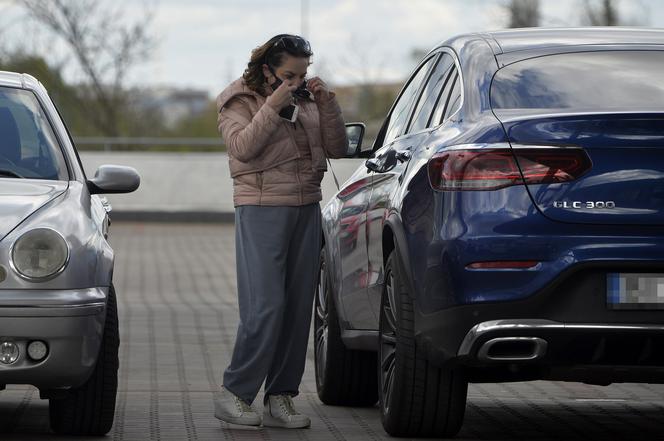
[9,0,664,97]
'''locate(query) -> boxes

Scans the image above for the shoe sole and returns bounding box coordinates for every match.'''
[262,414,311,429]
[215,411,261,426]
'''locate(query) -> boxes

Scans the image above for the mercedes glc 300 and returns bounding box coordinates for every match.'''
[314,28,664,437]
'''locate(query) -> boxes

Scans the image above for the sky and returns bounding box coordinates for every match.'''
[3,0,664,97]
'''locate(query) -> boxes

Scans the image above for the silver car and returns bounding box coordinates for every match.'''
[0,71,139,435]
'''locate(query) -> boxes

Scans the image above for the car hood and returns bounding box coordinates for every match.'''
[0,180,69,240]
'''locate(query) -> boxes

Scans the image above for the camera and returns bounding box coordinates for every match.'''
[293,80,314,101]
[272,78,311,122]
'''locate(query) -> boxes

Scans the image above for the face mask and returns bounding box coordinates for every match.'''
[268,65,284,91]
[270,75,283,91]
[293,79,313,100]
[269,67,313,100]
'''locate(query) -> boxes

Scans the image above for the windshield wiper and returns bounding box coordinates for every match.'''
[0,169,24,178]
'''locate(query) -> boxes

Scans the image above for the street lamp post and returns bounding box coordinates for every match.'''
[301,0,309,38]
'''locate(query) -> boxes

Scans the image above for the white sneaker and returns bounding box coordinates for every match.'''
[263,394,311,429]
[213,386,261,426]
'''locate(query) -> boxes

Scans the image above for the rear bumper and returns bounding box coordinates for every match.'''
[455,319,664,384]
[0,287,107,390]
[415,265,664,383]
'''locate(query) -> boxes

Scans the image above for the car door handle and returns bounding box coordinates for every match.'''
[366,148,410,173]
[396,150,412,162]
[365,157,382,172]
[366,148,397,173]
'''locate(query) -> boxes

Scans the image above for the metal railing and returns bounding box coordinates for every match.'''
[74,137,225,152]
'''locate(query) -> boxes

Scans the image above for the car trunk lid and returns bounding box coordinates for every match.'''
[499,112,664,225]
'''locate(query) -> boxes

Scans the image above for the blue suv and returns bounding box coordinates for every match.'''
[314,28,664,437]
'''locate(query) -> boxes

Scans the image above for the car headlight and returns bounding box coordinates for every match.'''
[11,228,69,281]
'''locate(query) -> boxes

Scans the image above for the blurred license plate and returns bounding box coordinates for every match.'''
[607,273,664,310]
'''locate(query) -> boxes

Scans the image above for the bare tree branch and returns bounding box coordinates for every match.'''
[504,0,541,28]
[581,0,649,26]
[338,33,388,86]
[17,0,156,136]
[583,0,620,25]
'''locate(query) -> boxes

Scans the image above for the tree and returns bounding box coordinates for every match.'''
[410,48,429,65]
[505,0,541,28]
[337,33,388,86]
[165,100,219,139]
[0,53,100,135]
[17,0,156,136]
[336,34,394,126]
[581,0,650,26]
[583,0,620,25]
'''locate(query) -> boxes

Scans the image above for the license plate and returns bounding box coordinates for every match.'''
[607,273,664,310]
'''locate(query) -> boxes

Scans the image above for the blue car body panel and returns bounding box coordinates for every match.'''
[324,29,664,380]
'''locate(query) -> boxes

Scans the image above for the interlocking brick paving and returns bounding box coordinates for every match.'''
[2,222,664,440]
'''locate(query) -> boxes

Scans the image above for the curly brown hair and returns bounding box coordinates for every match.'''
[243,34,313,93]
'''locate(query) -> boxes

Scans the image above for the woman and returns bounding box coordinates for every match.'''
[214,34,348,428]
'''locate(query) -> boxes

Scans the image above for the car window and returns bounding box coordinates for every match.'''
[443,73,462,122]
[51,100,82,179]
[408,53,454,134]
[0,87,68,180]
[491,50,664,112]
[382,55,437,146]
[430,67,459,127]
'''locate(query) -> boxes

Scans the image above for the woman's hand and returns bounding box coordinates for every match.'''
[266,82,297,111]
[307,77,331,101]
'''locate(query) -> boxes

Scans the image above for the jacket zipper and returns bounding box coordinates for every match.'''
[285,121,301,159]
[296,161,302,205]
[258,171,263,204]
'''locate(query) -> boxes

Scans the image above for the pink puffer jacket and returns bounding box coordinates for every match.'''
[216,78,348,207]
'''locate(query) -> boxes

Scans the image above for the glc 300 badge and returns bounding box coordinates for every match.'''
[554,201,616,209]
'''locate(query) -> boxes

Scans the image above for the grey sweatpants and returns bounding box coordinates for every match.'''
[223,203,322,405]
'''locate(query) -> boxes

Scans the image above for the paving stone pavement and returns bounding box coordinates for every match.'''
[2,222,664,440]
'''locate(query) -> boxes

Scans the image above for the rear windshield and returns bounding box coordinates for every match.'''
[491,51,664,113]
[0,87,69,180]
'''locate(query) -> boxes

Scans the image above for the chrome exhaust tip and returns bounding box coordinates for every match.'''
[477,337,548,362]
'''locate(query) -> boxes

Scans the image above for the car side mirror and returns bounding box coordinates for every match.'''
[345,122,365,158]
[87,165,140,194]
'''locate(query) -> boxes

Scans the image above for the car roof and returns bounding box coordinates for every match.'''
[0,71,41,90]
[422,27,664,123]
[483,27,664,54]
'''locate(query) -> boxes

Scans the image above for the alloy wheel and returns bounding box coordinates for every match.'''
[378,267,398,415]
[314,255,329,387]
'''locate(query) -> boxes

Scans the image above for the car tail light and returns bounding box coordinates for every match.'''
[428,147,591,191]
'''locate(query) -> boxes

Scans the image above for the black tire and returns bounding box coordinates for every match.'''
[378,251,467,437]
[49,284,119,435]
[314,247,378,406]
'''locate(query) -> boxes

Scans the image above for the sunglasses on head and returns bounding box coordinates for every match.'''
[270,35,312,56]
